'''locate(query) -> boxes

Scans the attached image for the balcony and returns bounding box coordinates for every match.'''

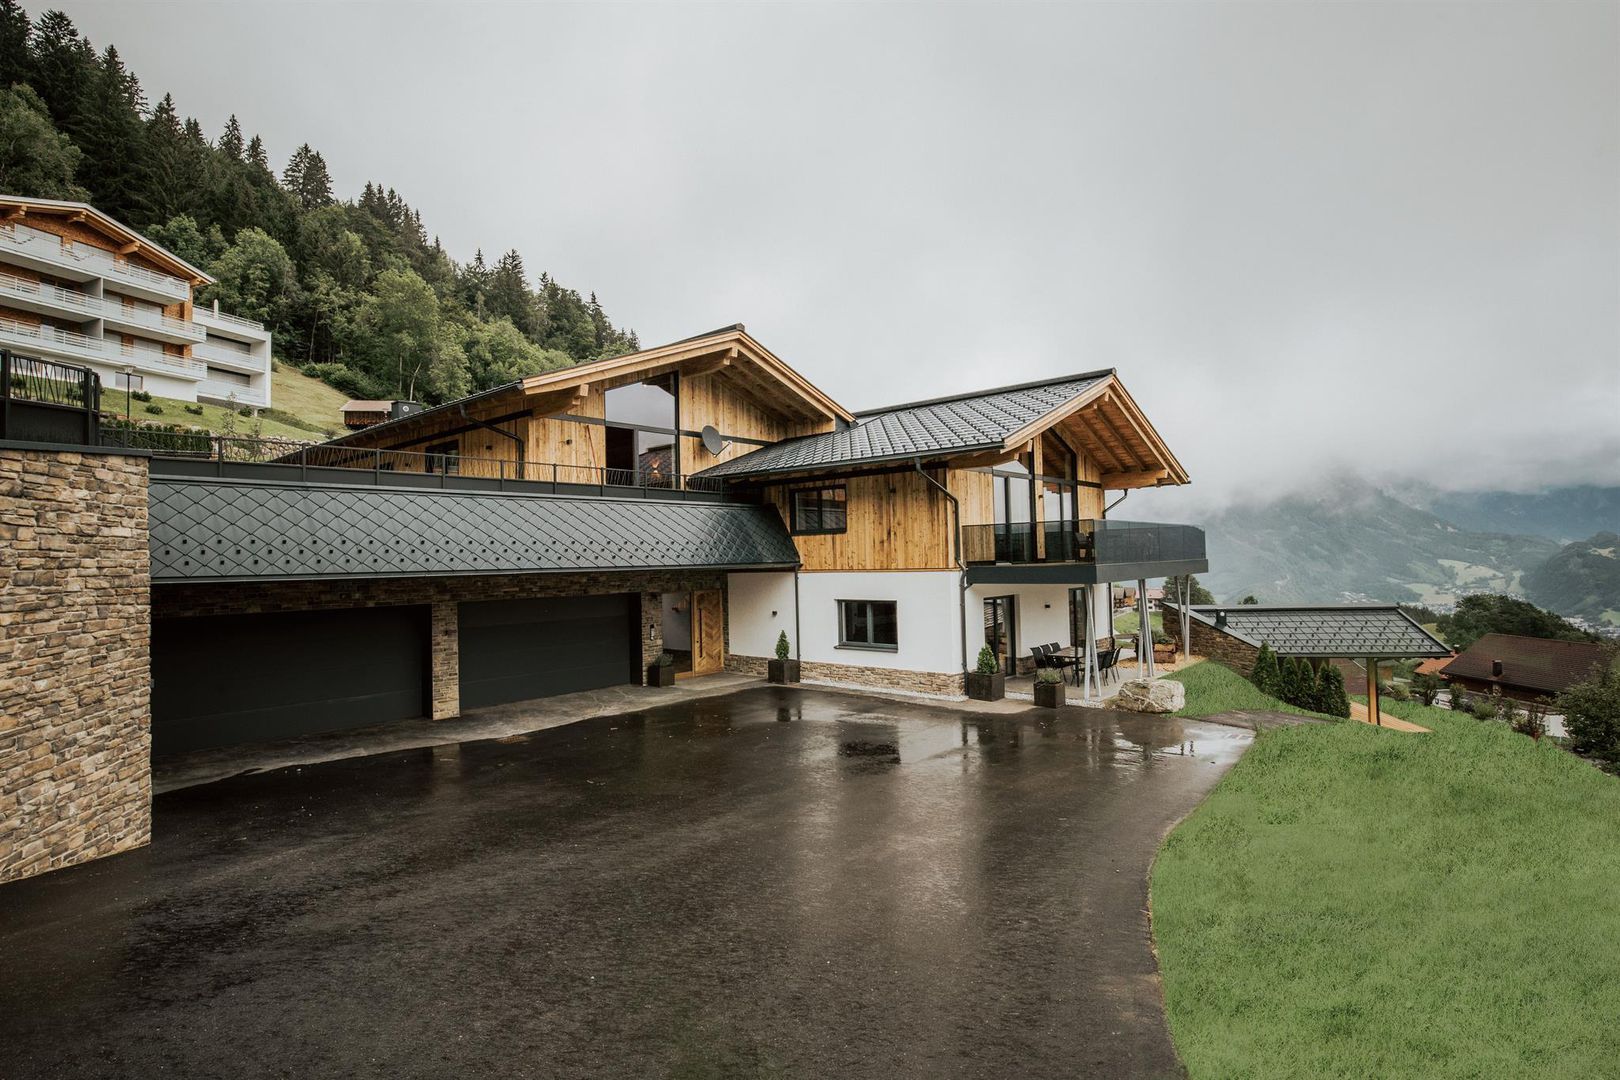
[101,301,205,345]
[196,378,269,407]
[0,221,192,303]
[0,268,103,322]
[192,305,268,339]
[960,519,1208,585]
[0,317,208,380]
[192,337,266,374]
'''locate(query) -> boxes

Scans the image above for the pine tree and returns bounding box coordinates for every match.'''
[218,114,244,160]
[0,0,31,83]
[245,134,270,172]
[27,10,94,131]
[282,143,333,210]
[1250,643,1281,698]
[1316,664,1351,718]
[73,45,147,219]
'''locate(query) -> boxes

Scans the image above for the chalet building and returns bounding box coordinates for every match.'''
[341,399,405,428]
[1,323,1207,883]
[1440,633,1609,705]
[0,195,272,408]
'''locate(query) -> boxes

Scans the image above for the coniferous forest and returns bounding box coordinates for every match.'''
[0,3,639,404]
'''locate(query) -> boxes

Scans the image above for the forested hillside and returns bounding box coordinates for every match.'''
[0,4,637,404]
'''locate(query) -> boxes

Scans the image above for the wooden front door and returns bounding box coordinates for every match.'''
[692,589,725,675]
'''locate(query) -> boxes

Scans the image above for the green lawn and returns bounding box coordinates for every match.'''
[1113,609,1165,636]
[100,363,348,442]
[1152,663,1620,1078]
[1165,657,1338,721]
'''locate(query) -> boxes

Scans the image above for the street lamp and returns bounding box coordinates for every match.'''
[122,365,134,421]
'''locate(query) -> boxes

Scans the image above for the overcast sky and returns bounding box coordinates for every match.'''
[58,0,1620,512]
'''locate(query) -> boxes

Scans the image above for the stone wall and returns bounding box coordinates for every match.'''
[1163,605,1258,674]
[0,447,152,884]
[155,569,729,719]
[727,654,965,697]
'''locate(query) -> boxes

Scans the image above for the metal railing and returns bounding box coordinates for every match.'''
[962,519,1206,566]
[1,350,101,443]
[102,302,204,340]
[196,378,269,407]
[191,306,266,333]
[114,340,206,377]
[101,428,731,495]
[0,267,102,316]
[192,338,265,370]
[0,221,192,298]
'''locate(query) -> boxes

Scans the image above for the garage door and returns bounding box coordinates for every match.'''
[458,595,637,710]
[152,606,431,756]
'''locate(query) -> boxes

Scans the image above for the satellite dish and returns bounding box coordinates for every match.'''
[700,424,730,456]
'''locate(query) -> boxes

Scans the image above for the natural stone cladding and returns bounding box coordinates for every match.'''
[1165,611,1257,674]
[0,447,152,884]
[154,569,728,719]
[726,654,965,697]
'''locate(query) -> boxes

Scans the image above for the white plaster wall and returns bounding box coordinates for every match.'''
[963,582,1111,666]
[801,571,962,673]
[726,571,797,657]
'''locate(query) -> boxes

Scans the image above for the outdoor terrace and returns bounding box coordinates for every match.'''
[961,519,1208,584]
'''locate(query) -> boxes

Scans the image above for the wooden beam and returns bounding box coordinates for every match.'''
[683,347,736,378]
[118,241,140,255]
[1099,468,1171,489]
[1072,407,1128,472]
[1001,379,1111,449]
[1094,397,1149,471]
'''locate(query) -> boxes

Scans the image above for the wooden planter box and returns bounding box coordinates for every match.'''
[965,672,1005,702]
[768,659,801,684]
[647,663,676,687]
[1152,644,1177,664]
[1034,680,1066,708]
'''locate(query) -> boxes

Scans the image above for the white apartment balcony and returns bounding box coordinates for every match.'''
[0,221,192,304]
[0,268,104,323]
[192,338,266,375]
[197,378,268,408]
[192,305,269,343]
[0,314,204,381]
[100,301,206,345]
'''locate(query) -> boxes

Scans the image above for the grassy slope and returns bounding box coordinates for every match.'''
[1152,662,1620,1077]
[1166,657,1338,722]
[103,364,348,442]
[1113,609,1165,636]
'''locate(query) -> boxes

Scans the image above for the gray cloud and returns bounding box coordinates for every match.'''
[61,1,1620,512]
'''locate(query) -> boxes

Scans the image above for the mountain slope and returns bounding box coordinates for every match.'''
[1199,477,1561,605]
[1525,533,1620,626]
[1398,485,1620,543]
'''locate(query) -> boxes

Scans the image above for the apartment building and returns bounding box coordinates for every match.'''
[0,195,272,408]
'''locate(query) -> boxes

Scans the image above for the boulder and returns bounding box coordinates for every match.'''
[1114,678,1185,714]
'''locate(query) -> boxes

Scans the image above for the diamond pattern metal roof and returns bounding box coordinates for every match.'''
[699,372,1111,478]
[149,479,800,581]
[1171,604,1450,658]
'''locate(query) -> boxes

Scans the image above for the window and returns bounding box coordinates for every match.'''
[838,600,898,651]
[425,439,460,475]
[791,485,847,534]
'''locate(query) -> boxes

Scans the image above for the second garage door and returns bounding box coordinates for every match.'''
[458,594,637,710]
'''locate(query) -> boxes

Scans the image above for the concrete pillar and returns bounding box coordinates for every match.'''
[430,600,460,720]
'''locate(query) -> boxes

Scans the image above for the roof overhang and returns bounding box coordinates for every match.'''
[1003,375,1191,490]
[0,194,213,285]
[520,325,855,425]
[1167,602,1452,659]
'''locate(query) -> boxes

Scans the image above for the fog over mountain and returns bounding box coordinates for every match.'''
[54,0,1620,508]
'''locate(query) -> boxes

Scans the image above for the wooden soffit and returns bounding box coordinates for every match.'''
[1000,375,1191,489]
[519,327,855,424]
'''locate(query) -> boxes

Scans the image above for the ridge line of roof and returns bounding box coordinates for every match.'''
[0,193,215,283]
[852,368,1116,417]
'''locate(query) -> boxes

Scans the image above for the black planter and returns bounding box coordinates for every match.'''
[965,671,1005,701]
[647,663,676,687]
[768,659,801,684]
[1033,680,1065,708]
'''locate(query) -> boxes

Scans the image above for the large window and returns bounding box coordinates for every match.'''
[603,375,677,486]
[838,600,898,651]
[790,485,847,535]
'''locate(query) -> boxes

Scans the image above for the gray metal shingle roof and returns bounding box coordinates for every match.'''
[1169,604,1450,658]
[699,372,1111,479]
[149,479,799,581]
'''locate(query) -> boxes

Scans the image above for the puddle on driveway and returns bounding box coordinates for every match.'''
[1,686,1248,1080]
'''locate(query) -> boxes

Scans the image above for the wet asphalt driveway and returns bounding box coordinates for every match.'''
[0,687,1248,1080]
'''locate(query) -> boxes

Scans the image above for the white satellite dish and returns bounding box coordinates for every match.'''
[700,425,730,456]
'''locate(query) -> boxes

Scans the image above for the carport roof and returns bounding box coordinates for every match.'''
[1165,603,1450,659]
[149,478,800,581]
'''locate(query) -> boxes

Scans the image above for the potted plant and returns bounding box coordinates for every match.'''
[768,631,800,684]
[647,651,676,687]
[1151,629,1177,664]
[1033,666,1066,708]
[965,645,1005,702]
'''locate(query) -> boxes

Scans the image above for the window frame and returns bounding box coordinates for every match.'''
[837,599,898,652]
[425,439,460,475]
[789,484,848,536]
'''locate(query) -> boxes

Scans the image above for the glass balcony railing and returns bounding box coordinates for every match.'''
[961,520,1206,566]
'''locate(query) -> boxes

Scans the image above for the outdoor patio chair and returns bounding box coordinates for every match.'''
[1031,644,1052,670]
[1097,647,1121,685]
